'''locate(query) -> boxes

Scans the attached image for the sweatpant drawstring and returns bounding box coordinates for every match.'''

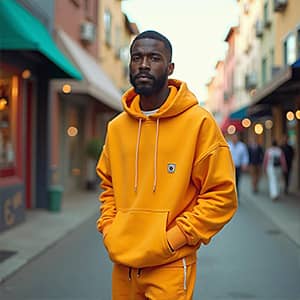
[137,268,142,277]
[182,258,187,291]
[128,267,132,280]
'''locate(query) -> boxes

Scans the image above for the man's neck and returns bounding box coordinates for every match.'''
[140,87,170,111]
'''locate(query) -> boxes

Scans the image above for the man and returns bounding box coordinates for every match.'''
[280,134,294,194]
[247,137,264,193]
[227,133,249,196]
[96,30,237,300]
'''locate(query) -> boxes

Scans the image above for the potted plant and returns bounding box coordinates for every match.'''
[85,138,103,190]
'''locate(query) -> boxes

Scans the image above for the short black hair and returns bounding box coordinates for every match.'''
[130,30,173,62]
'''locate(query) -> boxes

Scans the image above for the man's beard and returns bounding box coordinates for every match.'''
[130,70,168,96]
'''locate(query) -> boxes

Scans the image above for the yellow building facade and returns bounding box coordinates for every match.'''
[274,0,299,66]
[98,0,138,92]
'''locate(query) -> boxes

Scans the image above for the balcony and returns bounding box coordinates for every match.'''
[255,20,264,38]
[80,21,95,43]
[274,0,288,12]
[245,73,257,90]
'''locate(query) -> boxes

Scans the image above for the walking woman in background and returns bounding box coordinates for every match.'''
[263,140,287,201]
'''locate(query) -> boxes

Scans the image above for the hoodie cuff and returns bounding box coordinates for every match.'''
[166,225,187,251]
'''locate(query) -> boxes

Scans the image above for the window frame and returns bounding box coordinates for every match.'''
[104,9,112,47]
[0,64,22,181]
[283,33,296,66]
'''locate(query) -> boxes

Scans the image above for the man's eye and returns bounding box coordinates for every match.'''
[151,56,160,61]
[131,56,140,62]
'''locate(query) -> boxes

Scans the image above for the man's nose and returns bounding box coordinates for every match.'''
[140,56,150,68]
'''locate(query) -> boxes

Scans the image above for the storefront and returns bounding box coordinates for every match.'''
[250,60,300,190]
[51,30,122,194]
[0,0,82,231]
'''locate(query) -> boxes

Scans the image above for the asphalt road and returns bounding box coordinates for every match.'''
[1,199,300,300]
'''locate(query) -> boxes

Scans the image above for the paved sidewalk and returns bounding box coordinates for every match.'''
[239,174,300,247]
[0,190,100,283]
[0,176,299,284]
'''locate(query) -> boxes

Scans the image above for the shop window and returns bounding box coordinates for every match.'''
[263,2,271,28]
[283,33,296,65]
[0,76,18,176]
[262,57,267,85]
[297,28,300,59]
[70,0,80,7]
[115,26,121,58]
[104,9,112,47]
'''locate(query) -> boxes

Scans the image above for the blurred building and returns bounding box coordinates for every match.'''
[0,0,82,231]
[0,0,139,232]
[207,0,300,190]
[98,0,139,93]
[52,0,121,195]
[206,61,225,124]
[251,0,300,189]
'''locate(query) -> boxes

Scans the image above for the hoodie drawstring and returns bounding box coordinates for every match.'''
[134,118,142,192]
[153,118,159,192]
[134,118,160,192]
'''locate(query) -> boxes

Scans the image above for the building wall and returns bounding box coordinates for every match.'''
[206,77,217,115]
[210,61,225,124]
[120,16,139,92]
[55,0,98,57]
[98,0,138,92]
[53,0,102,193]
[259,0,276,85]
[224,27,237,117]
[274,0,300,65]
[1,0,58,231]
[235,0,250,110]
[18,0,54,30]
[98,0,124,90]
[235,0,262,109]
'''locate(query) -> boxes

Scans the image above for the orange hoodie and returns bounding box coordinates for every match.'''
[96,79,237,268]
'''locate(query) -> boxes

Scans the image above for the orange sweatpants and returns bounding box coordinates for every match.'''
[112,259,197,300]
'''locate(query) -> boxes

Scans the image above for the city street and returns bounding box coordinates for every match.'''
[0,196,300,300]
[1,1,300,300]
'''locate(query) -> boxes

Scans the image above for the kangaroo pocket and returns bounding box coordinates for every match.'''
[103,209,174,268]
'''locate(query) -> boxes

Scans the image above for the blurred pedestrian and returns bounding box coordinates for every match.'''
[96,30,237,300]
[247,137,264,193]
[280,134,294,194]
[228,133,249,196]
[263,140,287,201]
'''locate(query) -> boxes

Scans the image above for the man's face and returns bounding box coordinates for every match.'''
[129,38,174,96]
[231,134,238,144]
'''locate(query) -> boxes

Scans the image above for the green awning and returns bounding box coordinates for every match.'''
[0,0,82,80]
[229,105,249,120]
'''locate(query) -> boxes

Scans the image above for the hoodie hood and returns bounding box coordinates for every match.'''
[122,79,199,119]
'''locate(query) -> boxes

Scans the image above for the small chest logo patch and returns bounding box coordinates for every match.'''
[167,163,176,173]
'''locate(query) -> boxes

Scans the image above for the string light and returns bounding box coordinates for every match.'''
[67,126,78,137]
[227,125,236,135]
[22,69,31,79]
[254,123,263,135]
[286,111,294,121]
[0,98,8,111]
[62,84,72,94]
[265,119,273,129]
[242,118,251,128]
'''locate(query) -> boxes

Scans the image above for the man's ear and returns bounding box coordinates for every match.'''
[168,62,175,76]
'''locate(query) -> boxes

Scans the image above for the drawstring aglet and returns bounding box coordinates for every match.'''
[137,268,141,277]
